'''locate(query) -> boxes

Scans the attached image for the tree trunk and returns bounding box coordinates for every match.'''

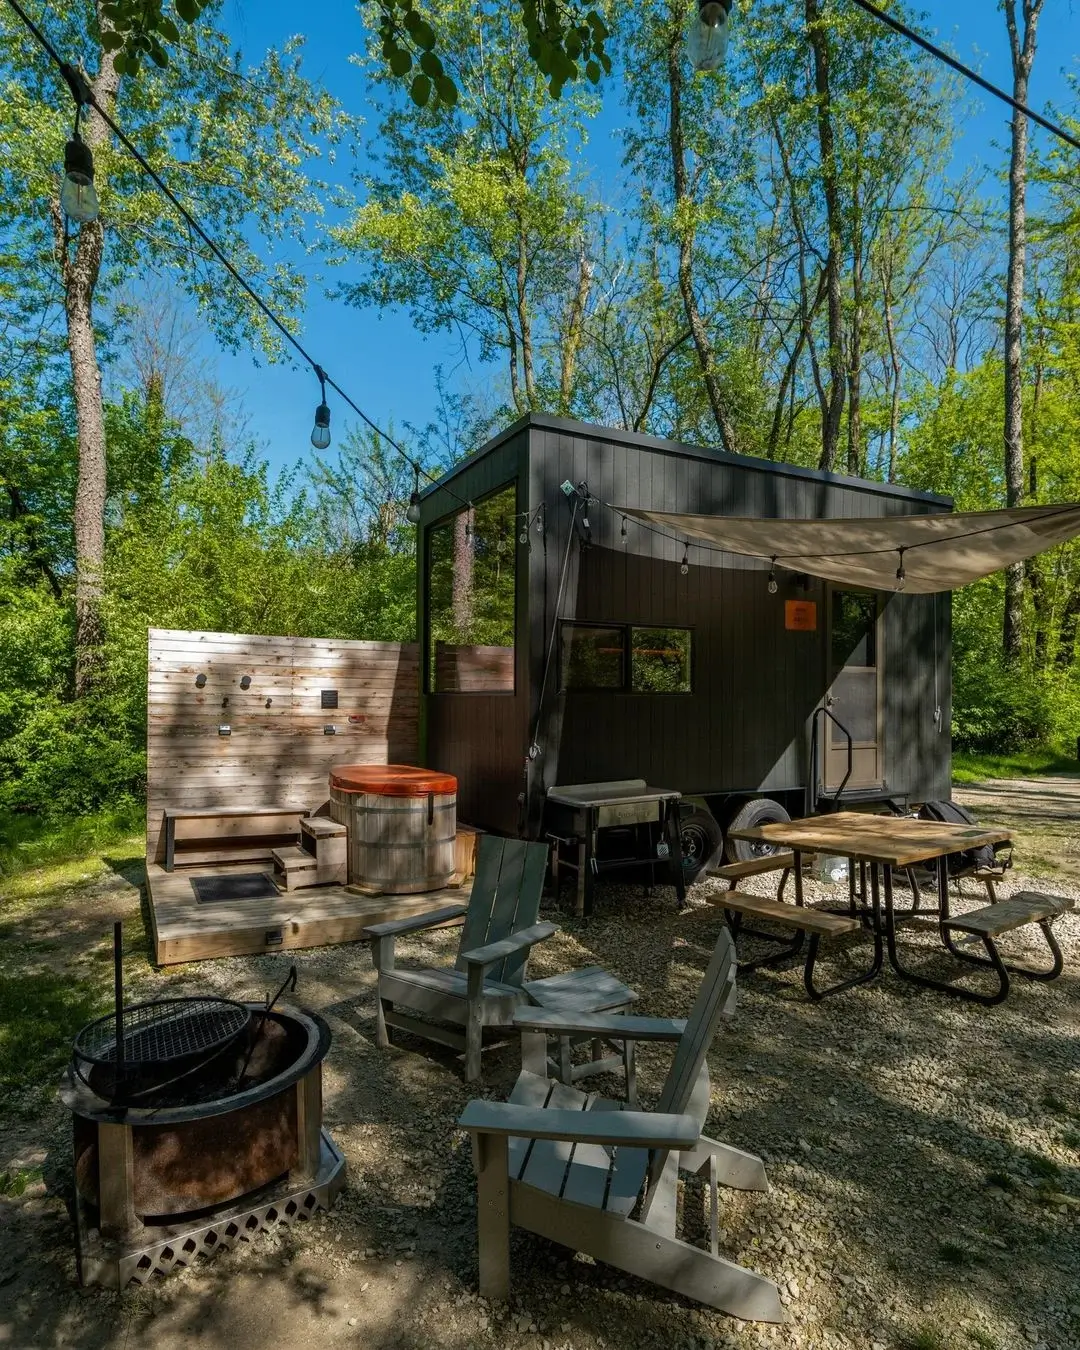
[1001,0,1045,662]
[451,507,475,635]
[666,25,738,454]
[558,246,593,414]
[805,0,846,473]
[881,256,902,483]
[56,20,122,696]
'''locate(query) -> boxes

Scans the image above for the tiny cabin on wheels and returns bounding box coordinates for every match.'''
[416,413,952,873]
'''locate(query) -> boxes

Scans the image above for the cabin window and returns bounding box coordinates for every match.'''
[426,483,516,693]
[831,591,877,671]
[561,624,625,690]
[630,627,692,693]
[560,623,693,694]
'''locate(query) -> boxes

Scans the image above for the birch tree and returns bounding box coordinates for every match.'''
[1,2,346,692]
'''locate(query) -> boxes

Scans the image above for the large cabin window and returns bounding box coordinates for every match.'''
[561,623,693,694]
[426,483,516,693]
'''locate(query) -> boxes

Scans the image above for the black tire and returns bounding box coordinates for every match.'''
[679,806,723,884]
[723,797,791,863]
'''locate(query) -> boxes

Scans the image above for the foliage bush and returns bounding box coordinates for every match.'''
[0,399,419,821]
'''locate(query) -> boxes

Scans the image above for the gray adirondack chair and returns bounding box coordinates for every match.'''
[457,927,786,1323]
[364,835,554,1082]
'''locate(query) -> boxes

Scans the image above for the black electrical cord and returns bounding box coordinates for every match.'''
[848,0,1080,155]
[4,0,475,509]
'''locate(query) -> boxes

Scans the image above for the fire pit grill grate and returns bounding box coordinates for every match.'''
[74,998,251,1069]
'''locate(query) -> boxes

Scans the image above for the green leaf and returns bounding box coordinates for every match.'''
[389,49,412,76]
[585,59,601,84]
[149,44,168,68]
[435,75,458,105]
[158,17,180,42]
[175,0,198,23]
[100,30,125,51]
[410,73,431,107]
[412,19,436,50]
[419,50,443,78]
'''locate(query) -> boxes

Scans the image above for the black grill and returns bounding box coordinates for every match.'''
[74,998,250,1069]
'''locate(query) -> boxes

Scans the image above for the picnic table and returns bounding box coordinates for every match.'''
[725,811,1069,1003]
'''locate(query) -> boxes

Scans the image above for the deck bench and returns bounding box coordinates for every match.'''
[940,890,1073,1004]
[161,806,305,871]
[707,889,880,1000]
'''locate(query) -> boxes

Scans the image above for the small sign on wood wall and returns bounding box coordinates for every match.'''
[785,600,817,632]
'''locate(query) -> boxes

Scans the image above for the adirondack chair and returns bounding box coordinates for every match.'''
[458,928,785,1322]
[364,835,554,1082]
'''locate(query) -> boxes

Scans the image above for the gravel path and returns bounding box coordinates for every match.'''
[2,791,1079,1350]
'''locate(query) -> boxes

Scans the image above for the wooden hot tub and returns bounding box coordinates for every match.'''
[329,764,457,893]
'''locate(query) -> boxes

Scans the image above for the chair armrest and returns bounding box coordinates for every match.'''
[363,904,467,940]
[513,1009,687,1040]
[458,1100,699,1150]
[460,921,557,968]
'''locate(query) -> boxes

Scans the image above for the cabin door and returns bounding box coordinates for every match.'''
[824,588,883,790]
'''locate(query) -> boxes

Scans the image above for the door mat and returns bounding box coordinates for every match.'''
[190,873,280,905]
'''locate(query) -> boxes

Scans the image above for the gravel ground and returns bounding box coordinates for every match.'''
[1,837,1079,1350]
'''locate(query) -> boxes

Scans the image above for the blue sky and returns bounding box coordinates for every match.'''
[204,1,1080,477]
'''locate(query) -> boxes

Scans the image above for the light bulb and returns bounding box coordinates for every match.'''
[680,546,690,576]
[406,491,422,524]
[688,0,731,72]
[61,136,99,223]
[519,530,528,544]
[768,575,778,595]
[310,401,331,450]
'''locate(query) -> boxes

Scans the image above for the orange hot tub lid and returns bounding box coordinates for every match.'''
[330,764,457,797]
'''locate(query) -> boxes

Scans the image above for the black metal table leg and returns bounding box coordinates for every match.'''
[881,860,1013,1003]
[664,797,687,910]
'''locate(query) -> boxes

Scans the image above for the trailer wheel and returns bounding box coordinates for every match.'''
[723,798,791,863]
[679,806,723,884]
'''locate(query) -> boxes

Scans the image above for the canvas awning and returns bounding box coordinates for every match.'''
[619,502,1080,593]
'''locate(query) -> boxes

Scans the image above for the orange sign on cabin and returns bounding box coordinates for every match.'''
[785,600,817,632]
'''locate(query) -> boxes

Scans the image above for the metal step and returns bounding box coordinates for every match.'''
[815,789,908,814]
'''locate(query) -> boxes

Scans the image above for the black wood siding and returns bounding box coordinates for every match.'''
[420,415,952,831]
[523,419,952,808]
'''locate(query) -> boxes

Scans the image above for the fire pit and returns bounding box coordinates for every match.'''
[60,936,344,1288]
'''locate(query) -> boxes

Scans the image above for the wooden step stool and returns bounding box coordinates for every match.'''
[272,817,347,891]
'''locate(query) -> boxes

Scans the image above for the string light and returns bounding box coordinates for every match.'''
[406,465,422,524]
[680,543,690,575]
[688,0,732,71]
[895,547,907,592]
[310,366,331,450]
[58,66,98,223]
[768,556,778,595]
[620,515,628,546]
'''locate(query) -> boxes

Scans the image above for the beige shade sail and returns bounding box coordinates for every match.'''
[618,502,1080,593]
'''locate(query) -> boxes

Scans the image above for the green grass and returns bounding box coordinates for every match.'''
[967,1331,998,1350]
[0,969,108,1091]
[952,747,1078,783]
[0,800,144,878]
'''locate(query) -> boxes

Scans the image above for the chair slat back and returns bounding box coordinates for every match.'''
[455,836,549,986]
[655,927,737,1127]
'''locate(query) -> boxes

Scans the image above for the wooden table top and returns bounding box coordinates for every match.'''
[727,810,1012,867]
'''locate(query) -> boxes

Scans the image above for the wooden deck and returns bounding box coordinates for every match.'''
[146,861,471,965]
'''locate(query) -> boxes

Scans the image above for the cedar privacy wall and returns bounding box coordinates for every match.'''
[146,628,419,862]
